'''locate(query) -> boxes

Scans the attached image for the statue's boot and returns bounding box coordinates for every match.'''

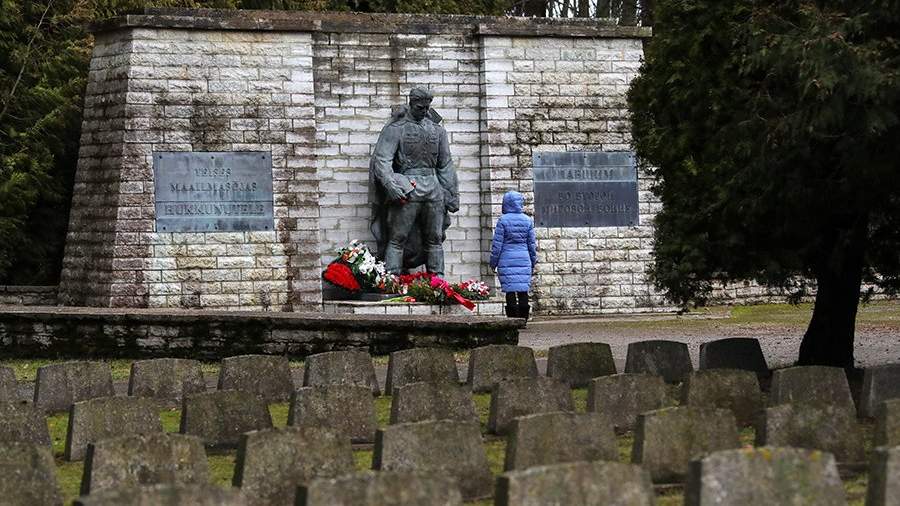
[425,246,444,276]
[384,243,404,274]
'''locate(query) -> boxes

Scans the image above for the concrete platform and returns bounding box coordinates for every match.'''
[323,299,505,316]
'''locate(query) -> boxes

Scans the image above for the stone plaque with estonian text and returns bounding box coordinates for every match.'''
[533,152,639,228]
[153,152,274,233]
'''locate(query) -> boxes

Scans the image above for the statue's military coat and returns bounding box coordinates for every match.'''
[369,106,459,269]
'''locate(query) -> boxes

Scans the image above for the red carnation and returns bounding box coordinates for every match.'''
[323,262,361,292]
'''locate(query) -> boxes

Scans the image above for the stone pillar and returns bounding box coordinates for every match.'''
[59,27,321,310]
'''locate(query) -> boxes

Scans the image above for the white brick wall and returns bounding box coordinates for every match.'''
[479,36,671,314]
[313,32,484,283]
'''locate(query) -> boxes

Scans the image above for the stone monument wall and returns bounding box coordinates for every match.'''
[61,9,678,314]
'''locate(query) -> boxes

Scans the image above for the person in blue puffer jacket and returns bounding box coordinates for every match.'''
[490,191,538,319]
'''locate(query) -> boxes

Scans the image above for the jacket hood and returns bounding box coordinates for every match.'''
[502,191,525,214]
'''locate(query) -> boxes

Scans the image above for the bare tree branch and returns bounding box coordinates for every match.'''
[0,0,55,125]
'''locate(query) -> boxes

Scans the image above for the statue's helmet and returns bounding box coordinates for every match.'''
[408,87,433,104]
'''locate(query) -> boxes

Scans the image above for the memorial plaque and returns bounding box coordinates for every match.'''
[533,151,639,228]
[154,152,274,232]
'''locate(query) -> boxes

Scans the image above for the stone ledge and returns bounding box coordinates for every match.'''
[91,8,652,38]
[0,305,521,360]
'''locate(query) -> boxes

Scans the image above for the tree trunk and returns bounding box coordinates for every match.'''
[641,0,655,26]
[797,226,867,369]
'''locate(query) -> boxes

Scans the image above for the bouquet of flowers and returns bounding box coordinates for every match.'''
[323,240,396,293]
[322,241,493,310]
[323,262,361,292]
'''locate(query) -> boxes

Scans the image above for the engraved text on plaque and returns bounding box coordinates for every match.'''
[153,152,274,232]
[533,151,639,227]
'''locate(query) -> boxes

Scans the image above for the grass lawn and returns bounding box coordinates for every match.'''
[44,386,872,505]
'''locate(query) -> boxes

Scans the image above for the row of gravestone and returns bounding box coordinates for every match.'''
[5,424,900,506]
[5,365,899,468]
[2,337,765,412]
[7,340,900,423]
[4,362,898,470]
[4,345,900,462]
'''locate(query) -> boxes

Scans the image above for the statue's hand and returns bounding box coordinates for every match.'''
[446,202,459,213]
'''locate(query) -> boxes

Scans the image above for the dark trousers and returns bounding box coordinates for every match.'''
[505,291,530,319]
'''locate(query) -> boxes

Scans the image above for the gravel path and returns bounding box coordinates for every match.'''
[519,314,900,370]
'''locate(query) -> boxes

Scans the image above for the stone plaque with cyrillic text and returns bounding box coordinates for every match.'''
[153,152,274,232]
[533,151,639,227]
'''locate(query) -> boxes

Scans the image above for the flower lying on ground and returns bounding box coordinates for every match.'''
[452,279,491,300]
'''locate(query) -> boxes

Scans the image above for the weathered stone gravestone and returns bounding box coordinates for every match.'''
[233,427,354,506]
[384,348,459,395]
[374,420,492,501]
[287,385,377,443]
[466,344,538,393]
[769,365,855,412]
[624,340,693,383]
[0,365,17,401]
[866,446,900,506]
[685,447,846,506]
[65,396,162,461]
[0,442,63,505]
[756,403,865,462]
[496,460,656,506]
[298,471,463,506]
[74,483,246,505]
[587,373,670,432]
[488,377,574,435]
[697,338,768,377]
[875,399,900,447]
[504,411,617,471]
[860,364,900,418]
[81,433,208,495]
[0,400,51,446]
[390,381,478,425]
[632,406,739,483]
[217,354,294,403]
[180,391,273,448]
[34,361,114,413]
[303,349,380,395]
[681,369,762,427]
[128,358,206,404]
[546,342,616,387]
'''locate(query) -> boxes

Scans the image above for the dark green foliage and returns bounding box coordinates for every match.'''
[628,0,900,366]
[0,1,87,283]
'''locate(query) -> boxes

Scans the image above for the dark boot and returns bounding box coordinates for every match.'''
[505,293,519,318]
[516,292,530,321]
[519,304,530,321]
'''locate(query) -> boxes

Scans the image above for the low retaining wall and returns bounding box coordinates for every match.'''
[0,306,521,359]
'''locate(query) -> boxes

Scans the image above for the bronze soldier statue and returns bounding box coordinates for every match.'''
[368,87,459,275]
